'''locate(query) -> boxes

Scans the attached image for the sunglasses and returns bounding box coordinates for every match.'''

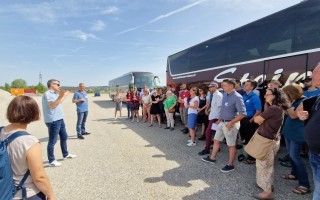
[52,83,60,87]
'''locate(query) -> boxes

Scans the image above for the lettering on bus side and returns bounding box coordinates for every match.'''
[213,67,311,86]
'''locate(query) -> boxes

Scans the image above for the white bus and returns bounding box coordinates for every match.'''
[109,71,159,99]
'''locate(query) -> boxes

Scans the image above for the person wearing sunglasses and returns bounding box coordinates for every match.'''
[42,79,77,167]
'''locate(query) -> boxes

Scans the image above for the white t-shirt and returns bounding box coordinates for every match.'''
[209,91,223,120]
[188,96,199,114]
[0,128,40,199]
[142,94,151,104]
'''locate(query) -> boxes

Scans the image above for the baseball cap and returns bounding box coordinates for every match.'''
[208,81,219,88]
[302,76,312,83]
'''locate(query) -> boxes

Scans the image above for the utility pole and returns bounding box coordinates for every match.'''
[39,72,42,85]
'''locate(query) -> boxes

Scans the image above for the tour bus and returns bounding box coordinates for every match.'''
[109,71,159,99]
[166,0,320,93]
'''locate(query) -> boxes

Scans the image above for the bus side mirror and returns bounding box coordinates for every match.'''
[154,76,160,84]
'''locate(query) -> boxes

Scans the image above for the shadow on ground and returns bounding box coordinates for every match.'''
[97,100,313,200]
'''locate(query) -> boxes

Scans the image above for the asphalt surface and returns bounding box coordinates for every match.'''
[0,91,313,200]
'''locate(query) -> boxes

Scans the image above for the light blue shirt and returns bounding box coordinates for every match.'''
[42,90,64,123]
[73,91,88,113]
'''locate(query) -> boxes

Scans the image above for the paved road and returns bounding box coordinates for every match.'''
[0,92,313,200]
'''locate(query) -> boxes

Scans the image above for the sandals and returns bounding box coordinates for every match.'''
[148,124,153,127]
[292,186,311,195]
[238,154,246,162]
[243,159,256,164]
[281,174,297,180]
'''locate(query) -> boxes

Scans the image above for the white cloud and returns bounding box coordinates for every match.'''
[68,30,98,41]
[90,20,106,31]
[116,0,207,35]
[148,0,207,24]
[101,6,120,15]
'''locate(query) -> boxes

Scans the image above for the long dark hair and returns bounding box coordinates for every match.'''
[267,88,291,110]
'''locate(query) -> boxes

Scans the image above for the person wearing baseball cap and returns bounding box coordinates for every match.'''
[303,76,320,98]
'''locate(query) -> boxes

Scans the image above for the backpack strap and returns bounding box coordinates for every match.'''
[4,131,30,145]
[15,170,30,200]
[0,127,30,200]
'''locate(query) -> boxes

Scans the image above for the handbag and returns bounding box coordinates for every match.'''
[244,131,277,161]
[168,107,175,113]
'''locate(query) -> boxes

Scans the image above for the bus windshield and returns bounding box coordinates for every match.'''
[134,74,155,89]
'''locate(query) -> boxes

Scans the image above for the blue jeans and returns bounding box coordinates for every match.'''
[46,119,69,163]
[76,111,88,136]
[285,139,310,188]
[309,152,320,200]
[126,103,131,118]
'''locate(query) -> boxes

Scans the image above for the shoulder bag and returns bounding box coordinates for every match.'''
[244,131,278,161]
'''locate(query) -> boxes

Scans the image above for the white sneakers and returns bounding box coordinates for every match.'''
[64,153,77,159]
[49,153,77,167]
[187,141,197,147]
[49,160,62,167]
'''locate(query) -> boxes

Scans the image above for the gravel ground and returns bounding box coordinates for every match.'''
[0,91,313,200]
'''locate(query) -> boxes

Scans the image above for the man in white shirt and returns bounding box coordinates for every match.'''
[198,81,223,155]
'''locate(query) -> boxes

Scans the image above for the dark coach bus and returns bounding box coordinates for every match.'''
[166,0,320,90]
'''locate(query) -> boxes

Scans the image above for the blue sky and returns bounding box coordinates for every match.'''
[0,0,302,86]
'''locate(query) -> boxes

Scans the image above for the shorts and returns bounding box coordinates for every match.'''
[115,102,122,111]
[214,121,240,146]
[188,113,198,129]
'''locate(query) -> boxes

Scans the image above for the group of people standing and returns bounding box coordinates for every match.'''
[115,86,177,131]
[115,64,320,200]
[171,66,320,200]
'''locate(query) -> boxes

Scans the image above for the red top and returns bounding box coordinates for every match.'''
[126,93,131,102]
[130,94,140,106]
[179,90,190,108]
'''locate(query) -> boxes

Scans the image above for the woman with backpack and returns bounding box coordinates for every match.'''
[0,96,56,200]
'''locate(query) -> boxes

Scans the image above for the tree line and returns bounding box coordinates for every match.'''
[0,78,47,93]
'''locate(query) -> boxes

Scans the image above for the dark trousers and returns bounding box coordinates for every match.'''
[285,139,310,188]
[239,118,259,144]
[204,119,218,152]
[240,117,259,160]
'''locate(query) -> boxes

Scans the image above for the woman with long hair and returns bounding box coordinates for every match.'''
[131,89,140,123]
[253,88,290,199]
[141,89,151,124]
[197,86,209,140]
[0,96,56,200]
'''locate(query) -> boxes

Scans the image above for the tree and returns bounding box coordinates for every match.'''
[11,79,27,88]
[4,82,11,92]
[35,83,46,93]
